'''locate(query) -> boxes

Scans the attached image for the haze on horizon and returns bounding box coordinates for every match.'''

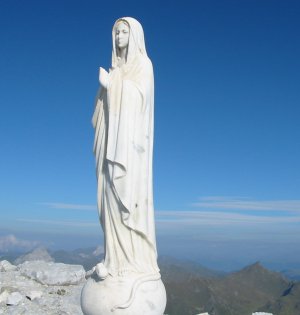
[0,0,299,272]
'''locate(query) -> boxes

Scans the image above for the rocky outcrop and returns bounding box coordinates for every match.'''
[0,260,17,272]
[19,261,85,286]
[0,259,85,315]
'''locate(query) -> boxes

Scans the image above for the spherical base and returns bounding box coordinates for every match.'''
[81,275,166,315]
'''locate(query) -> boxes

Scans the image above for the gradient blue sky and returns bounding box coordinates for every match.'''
[0,0,299,271]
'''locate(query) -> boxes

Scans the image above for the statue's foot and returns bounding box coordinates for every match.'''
[95,262,109,279]
[118,268,134,277]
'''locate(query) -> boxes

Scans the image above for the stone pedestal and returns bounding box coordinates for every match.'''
[81,275,166,315]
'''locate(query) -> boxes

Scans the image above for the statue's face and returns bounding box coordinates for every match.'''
[115,22,130,49]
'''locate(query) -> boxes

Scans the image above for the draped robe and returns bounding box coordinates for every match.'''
[92,18,159,277]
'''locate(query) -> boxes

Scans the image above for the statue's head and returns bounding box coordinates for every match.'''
[112,17,147,67]
[114,20,130,50]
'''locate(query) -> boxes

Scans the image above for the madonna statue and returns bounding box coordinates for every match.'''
[81,17,166,315]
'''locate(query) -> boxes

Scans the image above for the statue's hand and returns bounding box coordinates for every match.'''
[99,67,109,89]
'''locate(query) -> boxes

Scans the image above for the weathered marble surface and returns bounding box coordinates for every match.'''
[81,275,166,315]
[81,16,166,315]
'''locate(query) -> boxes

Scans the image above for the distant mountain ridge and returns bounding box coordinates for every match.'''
[164,261,300,315]
[51,246,104,271]
[281,268,300,281]
[14,247,54,264]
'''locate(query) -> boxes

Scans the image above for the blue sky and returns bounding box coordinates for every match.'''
[0,0,299,271]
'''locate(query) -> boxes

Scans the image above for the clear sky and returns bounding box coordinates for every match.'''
[0,0,299,271]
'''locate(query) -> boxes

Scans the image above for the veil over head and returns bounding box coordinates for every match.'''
[112,17,148,68]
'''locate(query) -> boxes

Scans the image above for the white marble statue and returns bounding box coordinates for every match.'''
[81,17,166,315]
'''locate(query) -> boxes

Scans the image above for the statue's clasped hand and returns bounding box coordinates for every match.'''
[99,67,109,89]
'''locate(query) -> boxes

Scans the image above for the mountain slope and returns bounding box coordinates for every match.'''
[259,282,300,315]
[164,262,292,315]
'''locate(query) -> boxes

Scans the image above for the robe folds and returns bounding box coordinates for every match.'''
[92,17,159,276]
